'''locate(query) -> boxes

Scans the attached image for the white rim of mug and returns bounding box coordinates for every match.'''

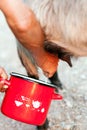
[10,72,57,88]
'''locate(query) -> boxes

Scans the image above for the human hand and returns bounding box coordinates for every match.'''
[0,67,8,92]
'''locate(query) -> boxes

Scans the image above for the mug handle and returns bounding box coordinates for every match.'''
[0,78,10,86]
[52,92,63,100]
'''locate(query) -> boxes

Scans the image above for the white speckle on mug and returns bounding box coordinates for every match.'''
[21,96,30,101]
[15,100,23,107]
[32,101,41,108]
[26,104,30,107]
[41,108,45,113]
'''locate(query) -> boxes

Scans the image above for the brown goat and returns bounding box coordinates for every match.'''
[17,0,87,129]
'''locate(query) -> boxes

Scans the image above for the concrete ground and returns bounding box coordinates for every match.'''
[0,11,87,130]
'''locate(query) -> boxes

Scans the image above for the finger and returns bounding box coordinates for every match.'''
[0,85,8,92]
[0,67,8,79]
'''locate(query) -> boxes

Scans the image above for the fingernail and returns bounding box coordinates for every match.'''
[1,73,8,79]
[3,85,8,89]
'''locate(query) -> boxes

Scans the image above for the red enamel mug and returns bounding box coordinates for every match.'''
[0,72,62,126]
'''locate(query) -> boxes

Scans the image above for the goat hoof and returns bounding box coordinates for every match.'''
[36,119,49,130]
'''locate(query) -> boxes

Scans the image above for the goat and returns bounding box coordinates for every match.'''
[17,0,87,129]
